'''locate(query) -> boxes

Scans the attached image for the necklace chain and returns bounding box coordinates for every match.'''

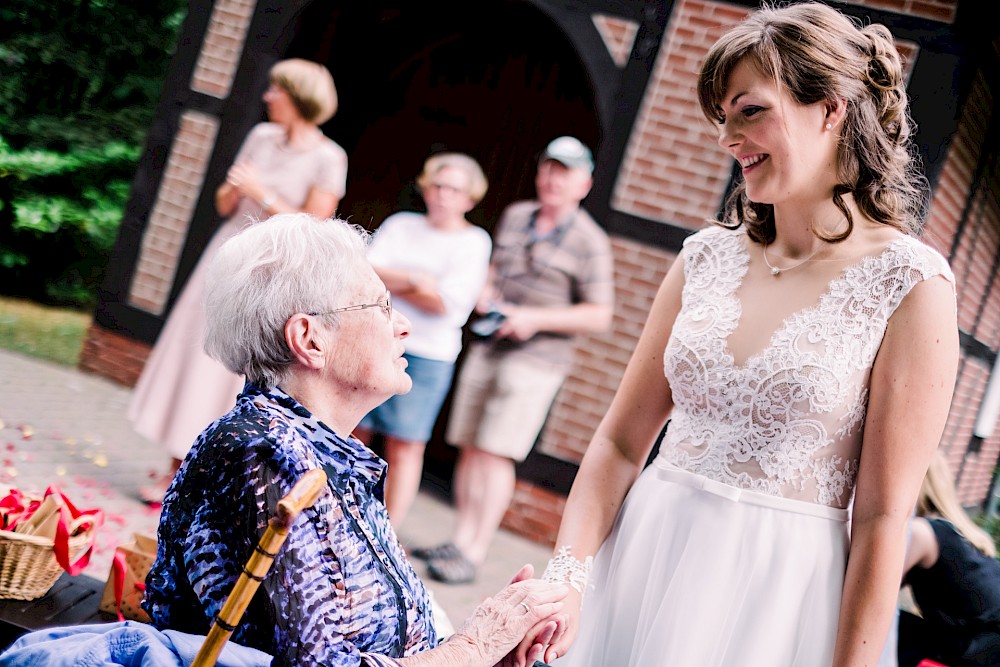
[761,243,821,276]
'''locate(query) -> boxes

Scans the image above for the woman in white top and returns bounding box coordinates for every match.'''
[354,152,492,528]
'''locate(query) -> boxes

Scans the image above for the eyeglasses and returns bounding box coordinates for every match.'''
[428,181,466,196]
[308,291,392,320]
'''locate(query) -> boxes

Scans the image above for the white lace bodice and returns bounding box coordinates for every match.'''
[658,225,954,509]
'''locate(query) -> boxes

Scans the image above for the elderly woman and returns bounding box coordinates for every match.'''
[143,213,567,667]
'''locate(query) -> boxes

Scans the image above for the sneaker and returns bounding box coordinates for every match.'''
[409,542,455,561]
[139,470,175,506]
[426,544,476,584]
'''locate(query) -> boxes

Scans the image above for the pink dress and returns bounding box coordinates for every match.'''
[128,123,347,459]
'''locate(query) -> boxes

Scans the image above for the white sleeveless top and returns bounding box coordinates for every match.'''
[659,224,954,509]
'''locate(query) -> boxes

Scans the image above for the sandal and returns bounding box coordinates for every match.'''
[426,544,476,584]
[409,542,456,561]
[139,470,175,507]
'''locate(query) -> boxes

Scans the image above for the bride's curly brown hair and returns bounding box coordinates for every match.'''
[697,2,928,245]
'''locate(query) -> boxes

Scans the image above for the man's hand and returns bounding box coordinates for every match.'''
[496,307,541,341]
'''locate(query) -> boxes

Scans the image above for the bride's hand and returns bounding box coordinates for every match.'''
[542,586,582,663]
[449,564,568,667]
[496,618,558,667]
[498,564,567,667]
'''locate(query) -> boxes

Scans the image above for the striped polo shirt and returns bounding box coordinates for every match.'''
[483,200,615,369]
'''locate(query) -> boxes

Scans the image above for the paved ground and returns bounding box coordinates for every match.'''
[0,347,551,628]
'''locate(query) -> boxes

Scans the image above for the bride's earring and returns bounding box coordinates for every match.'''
[825,123,832,130]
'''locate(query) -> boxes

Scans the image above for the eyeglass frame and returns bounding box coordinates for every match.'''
[307,290,392,320]
[426,180,468,196]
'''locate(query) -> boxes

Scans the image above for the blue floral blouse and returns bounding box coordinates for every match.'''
[144,383,438,667]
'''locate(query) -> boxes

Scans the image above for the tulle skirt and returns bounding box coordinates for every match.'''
[555,461,850,667]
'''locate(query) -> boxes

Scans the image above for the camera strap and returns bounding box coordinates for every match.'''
[492,206,574,296]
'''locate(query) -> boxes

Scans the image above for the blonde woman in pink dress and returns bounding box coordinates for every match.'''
[129,58,347,503]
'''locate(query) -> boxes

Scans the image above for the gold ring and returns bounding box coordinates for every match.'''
[519,601,530,615]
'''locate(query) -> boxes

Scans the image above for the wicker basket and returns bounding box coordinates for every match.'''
[0,517,97,601]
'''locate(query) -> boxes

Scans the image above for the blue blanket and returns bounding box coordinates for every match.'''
[0,621,273,666]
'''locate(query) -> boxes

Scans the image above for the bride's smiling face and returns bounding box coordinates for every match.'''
[715,58,839,207]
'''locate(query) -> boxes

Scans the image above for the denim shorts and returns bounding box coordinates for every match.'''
[360,353,455,442]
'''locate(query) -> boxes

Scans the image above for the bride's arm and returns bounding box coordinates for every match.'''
[543,255,685,662]
[833,275,958,666]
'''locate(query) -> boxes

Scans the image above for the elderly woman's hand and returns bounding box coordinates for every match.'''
[495,564,568,667]
[446,564,568,667]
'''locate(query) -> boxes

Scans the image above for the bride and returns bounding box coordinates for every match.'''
[541,3,959,666]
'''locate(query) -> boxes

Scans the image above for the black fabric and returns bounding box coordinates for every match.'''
[899,518,1000,666]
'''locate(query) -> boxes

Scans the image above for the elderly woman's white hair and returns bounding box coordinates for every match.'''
[203,213,372,389]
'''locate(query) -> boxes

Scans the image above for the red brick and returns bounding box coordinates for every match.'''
[78,323,152,388]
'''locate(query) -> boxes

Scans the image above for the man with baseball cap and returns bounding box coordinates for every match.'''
[411,136,615,584]
[540,135,594,172]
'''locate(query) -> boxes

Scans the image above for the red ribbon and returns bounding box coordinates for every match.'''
[109,549,146,621]
[43,486,104,576]
[0,489,41,530]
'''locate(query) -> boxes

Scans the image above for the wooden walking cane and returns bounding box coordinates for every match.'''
[191,468,328,667]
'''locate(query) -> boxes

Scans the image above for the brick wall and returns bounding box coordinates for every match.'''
[128,112,220,315]
[539,237,676,463]
[128,0,258,314]
[505,482,566,548]
[922,68,1000,506]
[591,14,639,68]
[613,0,745,229]
[943,360,992,499]
[190,0,256,98]
[78,323,152,388]
[848,0,958,23]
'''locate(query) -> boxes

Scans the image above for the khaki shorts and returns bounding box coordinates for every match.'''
[445,345,566,462]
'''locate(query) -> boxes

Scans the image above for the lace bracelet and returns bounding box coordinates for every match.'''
[541,546,593,594]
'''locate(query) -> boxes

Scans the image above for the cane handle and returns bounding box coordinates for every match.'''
[273,469,327,530]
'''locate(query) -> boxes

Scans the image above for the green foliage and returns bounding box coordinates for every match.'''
[0,0,186,308]
[975,510,1000,557]
[0,0,186,150]
[0,136,141,306]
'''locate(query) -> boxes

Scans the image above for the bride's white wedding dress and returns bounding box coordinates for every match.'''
[557,224,952,667]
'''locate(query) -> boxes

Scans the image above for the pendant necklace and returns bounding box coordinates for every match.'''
[761,242,821,276]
